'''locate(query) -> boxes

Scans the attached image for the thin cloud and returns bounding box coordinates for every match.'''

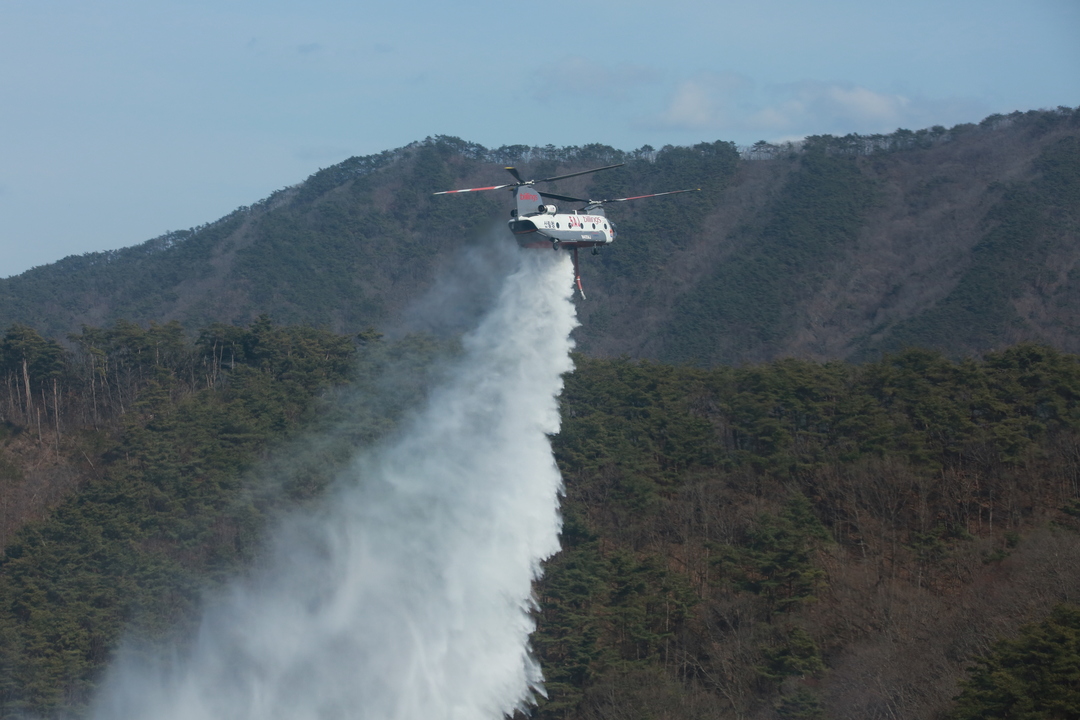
[751,81,910,133]
[653,72,753,129]
[659,80,713,128]
[649,74,988,141]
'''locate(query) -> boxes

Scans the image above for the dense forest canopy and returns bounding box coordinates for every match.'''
[1,319,1079,719]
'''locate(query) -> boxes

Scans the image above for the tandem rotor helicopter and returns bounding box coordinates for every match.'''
[433,163,698,298]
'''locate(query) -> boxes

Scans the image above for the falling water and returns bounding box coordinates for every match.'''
[91,249,578,720]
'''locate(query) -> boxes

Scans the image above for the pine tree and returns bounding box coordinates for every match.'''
[950,604,1080,719]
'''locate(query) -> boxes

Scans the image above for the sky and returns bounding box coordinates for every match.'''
[1,0,1077,278]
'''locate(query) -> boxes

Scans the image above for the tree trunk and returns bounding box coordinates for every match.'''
[52,377,61,458]
[39,385,47,442]
[90,352,98,427]
[21,357,33,422]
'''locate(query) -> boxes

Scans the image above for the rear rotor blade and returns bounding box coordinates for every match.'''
[538,163,625,184]
[600,188,699,203]
[539,191,589,203]
[437,163,629,196]
[432,183,514,195]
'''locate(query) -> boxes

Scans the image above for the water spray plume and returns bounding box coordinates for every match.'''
[91,250,578,720]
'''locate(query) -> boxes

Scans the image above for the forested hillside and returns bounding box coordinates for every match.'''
[2,320,1079,719]
[0,319,432,716]
[1,107,1078,364]
[540,347,1080,719]
[2,107,1079,719]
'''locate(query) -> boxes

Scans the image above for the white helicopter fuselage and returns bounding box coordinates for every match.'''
[508,208,616,249]
[508,186,616,250]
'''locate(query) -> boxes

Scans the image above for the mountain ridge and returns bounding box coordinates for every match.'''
[2,107,1078,364]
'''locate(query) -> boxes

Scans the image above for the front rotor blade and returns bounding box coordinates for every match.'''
[538,163,625,184]
[504,166,524,183]
[539,191,589,203]
[432,183,514,195]
[603,188,700,203]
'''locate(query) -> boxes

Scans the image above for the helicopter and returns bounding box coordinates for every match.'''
[433,163,698,298]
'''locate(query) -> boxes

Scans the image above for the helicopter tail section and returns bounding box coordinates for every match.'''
[514,186,546,218]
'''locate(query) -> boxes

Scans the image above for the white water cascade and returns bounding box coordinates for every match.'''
[91,249,578,720]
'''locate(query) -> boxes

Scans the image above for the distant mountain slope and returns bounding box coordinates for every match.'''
[1,108,1078,363]
[579,109,1080,364]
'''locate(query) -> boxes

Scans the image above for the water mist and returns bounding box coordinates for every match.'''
[91,250,578,720]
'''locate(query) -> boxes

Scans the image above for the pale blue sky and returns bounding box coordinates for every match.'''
[2,0,1077,278]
